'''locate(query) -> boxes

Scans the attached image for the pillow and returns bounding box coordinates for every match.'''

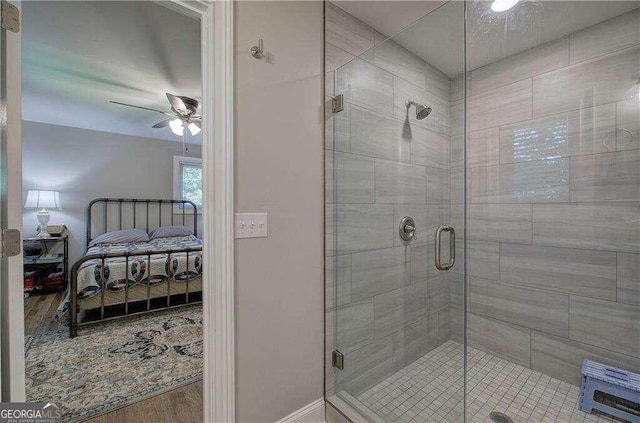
[149,225,194,240]
[88,228,149,248]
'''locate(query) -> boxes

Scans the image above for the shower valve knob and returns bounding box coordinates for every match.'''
[399,216,416,242]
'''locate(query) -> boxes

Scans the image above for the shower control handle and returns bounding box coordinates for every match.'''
[399,216,416,242]
[435,225,455,271]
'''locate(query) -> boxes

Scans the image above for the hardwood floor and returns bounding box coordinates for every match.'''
[24,292,204,423]
[82,381,203,423]
[24,291,65,335]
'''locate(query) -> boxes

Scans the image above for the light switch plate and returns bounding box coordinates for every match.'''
[235,213,268,239]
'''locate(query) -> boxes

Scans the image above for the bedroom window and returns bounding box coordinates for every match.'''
[173,156,203,210]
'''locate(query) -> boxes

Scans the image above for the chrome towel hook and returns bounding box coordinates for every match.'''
[250,38,264,59]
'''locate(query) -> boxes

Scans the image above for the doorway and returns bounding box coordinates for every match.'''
[1,1,234,422]
[22,2,203,420]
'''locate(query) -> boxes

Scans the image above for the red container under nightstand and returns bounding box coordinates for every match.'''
[24,270,38,292]
[40,272,65,291]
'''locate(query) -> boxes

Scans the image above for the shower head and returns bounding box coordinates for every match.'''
[405,100,432,120]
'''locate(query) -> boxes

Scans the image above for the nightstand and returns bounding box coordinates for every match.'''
[23,234,68,293]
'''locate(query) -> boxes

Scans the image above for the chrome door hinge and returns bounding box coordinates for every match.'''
[0,229,21,258]
[332,350,344,370]
[332,94,344,113]
[1,0,19,33]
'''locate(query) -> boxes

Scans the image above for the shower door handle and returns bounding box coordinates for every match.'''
[435,225,455,271]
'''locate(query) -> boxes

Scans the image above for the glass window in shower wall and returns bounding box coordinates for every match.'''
[325,2,467,421]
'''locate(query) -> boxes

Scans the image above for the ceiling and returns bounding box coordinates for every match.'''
[22,1,201,142]
[335,1,640,78]
[334,1,446,39]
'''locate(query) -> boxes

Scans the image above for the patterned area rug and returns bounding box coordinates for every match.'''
[25,305,203,422]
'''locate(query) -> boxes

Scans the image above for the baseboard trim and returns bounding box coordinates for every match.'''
[276,398,325,423]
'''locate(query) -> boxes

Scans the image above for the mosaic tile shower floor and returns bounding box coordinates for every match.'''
[356,341,622,423]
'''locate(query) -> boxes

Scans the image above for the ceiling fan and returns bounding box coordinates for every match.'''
[110,93,201,136]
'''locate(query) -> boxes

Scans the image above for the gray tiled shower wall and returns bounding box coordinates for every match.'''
[325,1,455,397]
[325,2,640,397]
[449,6,640,388]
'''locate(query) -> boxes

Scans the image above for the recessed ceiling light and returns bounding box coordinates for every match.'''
[491,0,520,12]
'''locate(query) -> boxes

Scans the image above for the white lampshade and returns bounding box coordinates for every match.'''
[24,190,62,210]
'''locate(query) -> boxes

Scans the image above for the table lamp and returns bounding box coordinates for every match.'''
[24,190,62,238]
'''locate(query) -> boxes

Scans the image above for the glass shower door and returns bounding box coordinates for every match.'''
[325,2,467,421]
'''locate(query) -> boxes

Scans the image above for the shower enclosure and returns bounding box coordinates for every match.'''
[325,1,640,421]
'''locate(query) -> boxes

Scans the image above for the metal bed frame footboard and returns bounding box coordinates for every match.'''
[69,246,202,337]
[69,198,201,338]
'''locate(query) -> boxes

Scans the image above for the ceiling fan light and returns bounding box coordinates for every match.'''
[188,123,201,136]
[169,118,184,136]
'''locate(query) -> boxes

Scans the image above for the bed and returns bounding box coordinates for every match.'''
[56,198,203,338]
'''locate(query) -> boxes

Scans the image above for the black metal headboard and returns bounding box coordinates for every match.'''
[86,198,198,247]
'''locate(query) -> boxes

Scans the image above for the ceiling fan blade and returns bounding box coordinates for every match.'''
[110,101,174,117]
[166,93,187,114]
[152,118,173,128]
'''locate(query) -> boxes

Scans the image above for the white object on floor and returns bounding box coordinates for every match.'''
[235,213,268,239]
[355,341,616,423]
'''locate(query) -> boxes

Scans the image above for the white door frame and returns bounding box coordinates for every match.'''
[157,2,237,421]
[2,0,25,402]
[4,1,236,421]
[199,1,236,422]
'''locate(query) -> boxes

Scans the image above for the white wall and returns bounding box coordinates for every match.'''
[22,121,201,263]
[234,1,324,421]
